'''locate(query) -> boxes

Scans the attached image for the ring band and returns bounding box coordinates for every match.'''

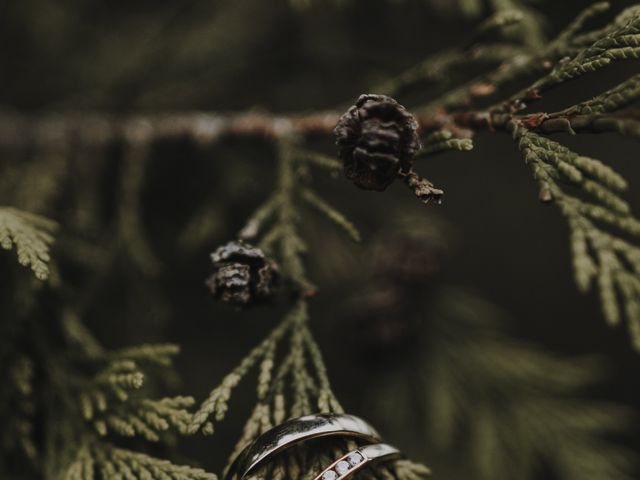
[313,444,402,480]
[225,414,382,480]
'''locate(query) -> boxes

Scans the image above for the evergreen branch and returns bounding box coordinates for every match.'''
[385,5,640,351]
[206,129,423,477]
[238,194,281,241]
[532,111,640,138]
[8,308,219,480]
[0,6,633,143]
[271,136,316,293]
[4,3,639,478]
[213,299,351,478]
[589,5,640,41]
[512,124,640,349]
[410,4,638,116]
[109,344,182,366]
[1,356,38,463]
[533,14,640,93]
[375,47,478,97]
[521,74,640,136]
[552,2,611,48]
[301,327,343,414]
[0,111,342,146]
[188,309,296,434]
[62,311,106,359]
[429,0,545,48]
[411,288,637,480]
[295,149,342,173]
[490,0,546,48]
[65,441,218,480]
[0,206,57,280]
[117,128,163,276]
[289,302,313,418]
[300,188,361,243]
[388,460,432,480]
[476,8,525,36]
[94,360,145,401]
[178,200,225,252]
[419,130,474,156]
[374,6,536,98]
[69,341,196,443]
[90,397,195,440]
[496,4,640,113]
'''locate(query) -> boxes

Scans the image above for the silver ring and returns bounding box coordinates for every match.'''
[313,444,402,480]
[225,414,381,480]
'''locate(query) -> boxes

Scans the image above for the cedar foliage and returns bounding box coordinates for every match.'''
[0,1,639,479]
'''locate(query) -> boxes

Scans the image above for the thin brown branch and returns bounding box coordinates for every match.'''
[0,111,341,148]
[2,105,619,153]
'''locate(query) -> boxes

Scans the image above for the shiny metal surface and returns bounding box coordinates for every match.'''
[312,443,402,480]
[359,443,401,459]
[225,413,382,480]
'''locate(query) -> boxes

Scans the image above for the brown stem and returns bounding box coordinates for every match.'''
[0,111,341,147]
[3,105,595,151]
[400,169,444,205]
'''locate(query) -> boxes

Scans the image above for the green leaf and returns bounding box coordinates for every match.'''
[0,207,57,280]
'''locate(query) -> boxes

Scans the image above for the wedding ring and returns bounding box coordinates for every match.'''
[313,444,402,480]
[225,413,382,480]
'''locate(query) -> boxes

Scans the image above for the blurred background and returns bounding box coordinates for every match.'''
[1,0,640,479]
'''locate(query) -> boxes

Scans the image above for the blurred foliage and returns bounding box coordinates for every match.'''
[423,289,635,480]
[1,1,640,480]
[0,207,56,280]
[368,285,637,480]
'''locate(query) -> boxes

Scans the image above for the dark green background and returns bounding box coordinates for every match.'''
[1,0,639,477]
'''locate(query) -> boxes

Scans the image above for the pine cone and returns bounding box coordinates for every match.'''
[334,94,421,191]
[206,241,278,307]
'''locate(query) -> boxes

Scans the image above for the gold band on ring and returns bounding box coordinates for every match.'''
[313,443,402,480]
[225,414,382,480]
